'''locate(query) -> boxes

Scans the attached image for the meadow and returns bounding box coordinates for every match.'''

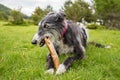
[0,21,120,80]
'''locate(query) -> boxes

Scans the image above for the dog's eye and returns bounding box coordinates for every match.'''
[44,24,49,28]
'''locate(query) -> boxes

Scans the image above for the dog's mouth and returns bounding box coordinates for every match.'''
[39,39,45,47]
[39,36,50,47]
[37,33,54,47]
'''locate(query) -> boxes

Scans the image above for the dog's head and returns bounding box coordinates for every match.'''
[31,12,66,47]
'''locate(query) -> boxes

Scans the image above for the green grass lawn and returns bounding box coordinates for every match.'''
[0,21,120,80]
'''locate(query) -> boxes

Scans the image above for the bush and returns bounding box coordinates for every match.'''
[8,9,24,25]
[87,23,106,30]
[0,12,8,20]
[24,19,33,25]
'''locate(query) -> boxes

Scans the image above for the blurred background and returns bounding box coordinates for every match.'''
[0,0,120,29]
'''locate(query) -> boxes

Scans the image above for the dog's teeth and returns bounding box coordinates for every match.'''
[40,42,42,45]
[40,42,43,46]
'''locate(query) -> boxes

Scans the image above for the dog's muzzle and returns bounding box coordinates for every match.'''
[32,39,45,47]
[31,39,37,44]
[31,33,38,45]
[31,33,47,47]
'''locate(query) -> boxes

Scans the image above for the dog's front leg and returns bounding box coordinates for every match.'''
[56,45,85,74]
[56,55,81,75]
[45,54,55,74]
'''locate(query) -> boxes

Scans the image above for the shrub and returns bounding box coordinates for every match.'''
[87,23,106,30]
[8,9,24,25]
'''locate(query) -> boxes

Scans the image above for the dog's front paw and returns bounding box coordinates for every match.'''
[56,64,66,75]
[45,68,54,74]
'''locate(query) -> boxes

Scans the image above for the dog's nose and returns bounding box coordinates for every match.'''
[31,40,37,44]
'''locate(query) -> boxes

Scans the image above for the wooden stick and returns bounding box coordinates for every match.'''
[44,37,60,70]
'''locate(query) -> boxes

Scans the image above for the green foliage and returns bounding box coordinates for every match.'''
[32,7,45,25]
[0,12,8,20]
[0,4,11,20]
[63,0,96,22]
[0,3,30,24]
[8,9,24,25]
[24,19,33,25]
[0,21,120,79]
[0,4,11,15]
[94,0,120,29]
[87,23,106,29]
[44,5,53,15]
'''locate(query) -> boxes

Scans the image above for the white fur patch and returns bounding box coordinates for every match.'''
[32,33,39,41]
[45,68,54,74]
[56,64,66,75]
[105,45,111,49]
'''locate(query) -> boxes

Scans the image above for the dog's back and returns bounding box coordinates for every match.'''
[65,21,88,47]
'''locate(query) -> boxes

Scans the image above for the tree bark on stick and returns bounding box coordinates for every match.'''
[44,37,60,70]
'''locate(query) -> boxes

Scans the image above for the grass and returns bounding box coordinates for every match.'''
[0,21,120,80]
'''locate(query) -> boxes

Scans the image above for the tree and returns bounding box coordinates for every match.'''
[64,0,73,8]
[0,12,8,20]
[63,0,95,22]
[44,5,53,14]
[32,7,45,25]
[94,0,120,29]
[8,8,24,25]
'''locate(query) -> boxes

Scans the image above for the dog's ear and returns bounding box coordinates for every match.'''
[56,12,66,22]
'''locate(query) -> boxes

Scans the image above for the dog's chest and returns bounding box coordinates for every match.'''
[54,40,73,54]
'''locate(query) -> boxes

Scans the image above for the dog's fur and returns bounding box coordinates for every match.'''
[32,12,88,74]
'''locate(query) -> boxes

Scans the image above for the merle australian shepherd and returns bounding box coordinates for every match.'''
[31,11,89,74]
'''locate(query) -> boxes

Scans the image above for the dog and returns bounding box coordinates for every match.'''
[31,12,88,74]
